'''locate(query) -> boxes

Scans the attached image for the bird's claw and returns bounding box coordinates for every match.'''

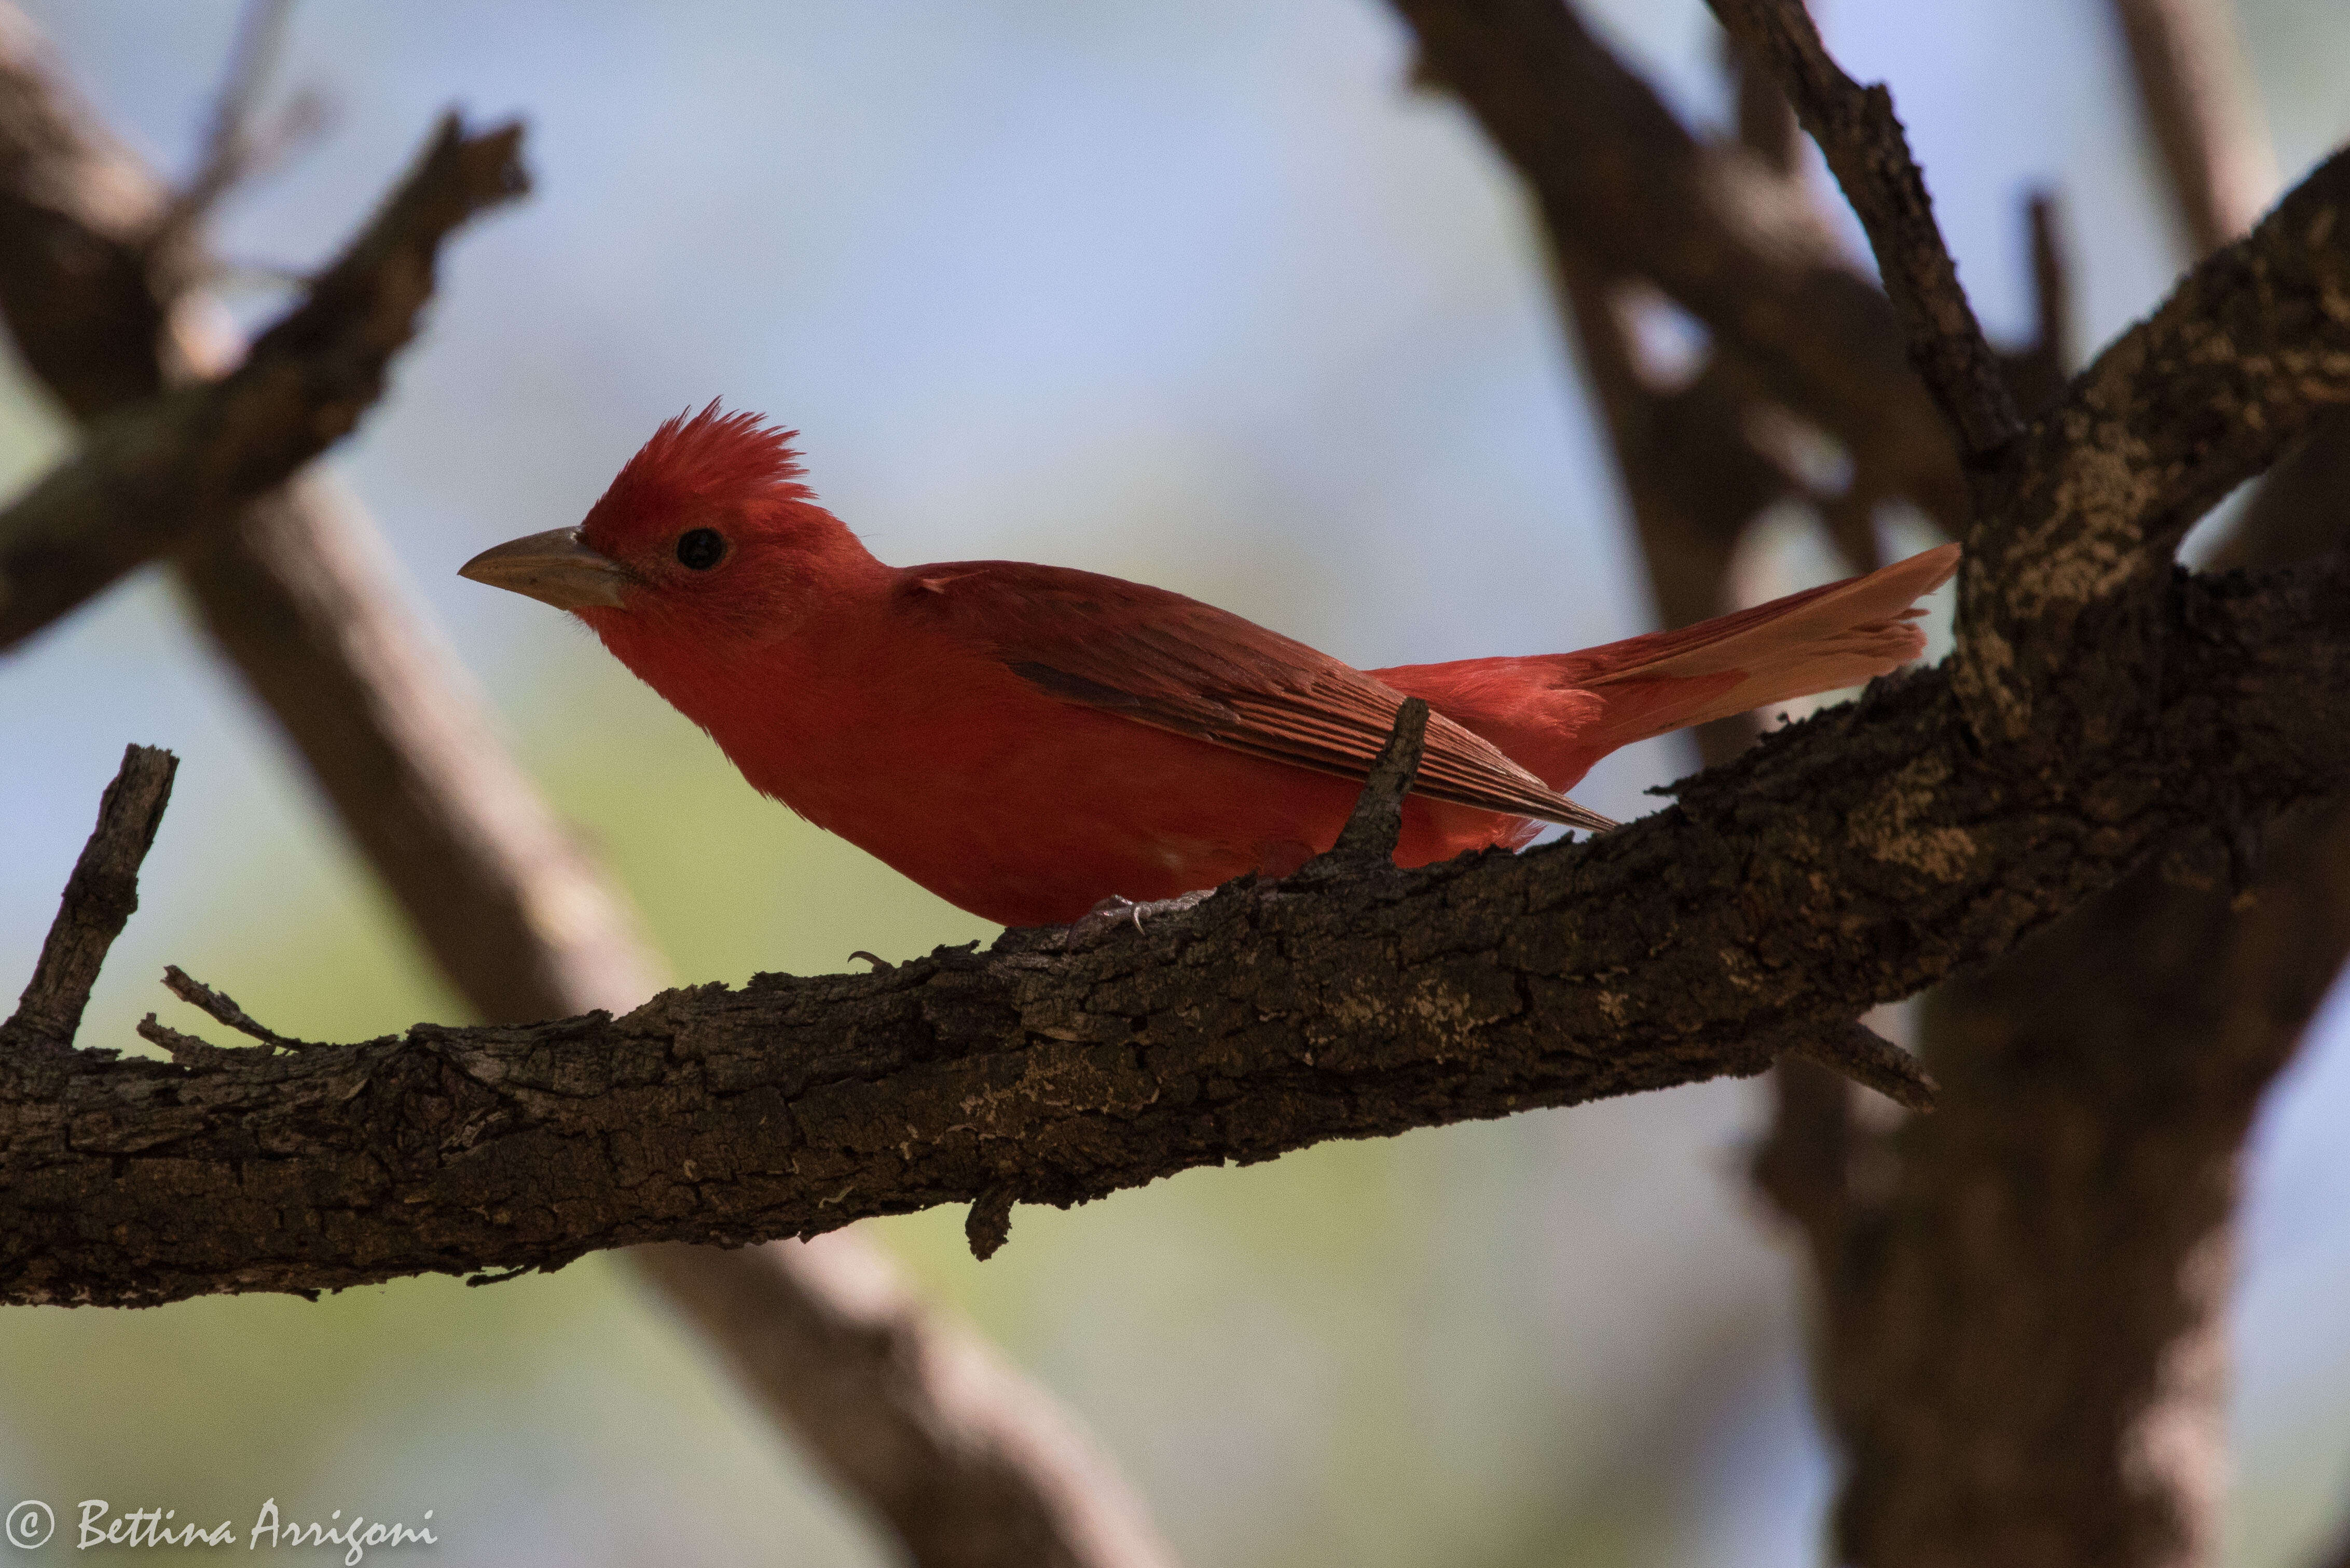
[1063,889,1212,948]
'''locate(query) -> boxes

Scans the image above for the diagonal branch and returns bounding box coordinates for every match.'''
[1526,30,1907,1252]
[1,744,174,1056]
[174,476,671,1017]
[154,0,320,251]
[1786,1021,1934,1111]
[1760,8,2350,1563]
[0,112,525,651]
[1326,697,1431,861]
[1706,0,2021,461]
[1697,5,2350,747]
[160,964,321,1052]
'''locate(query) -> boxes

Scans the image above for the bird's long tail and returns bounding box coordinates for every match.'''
[1374,543,1959,791]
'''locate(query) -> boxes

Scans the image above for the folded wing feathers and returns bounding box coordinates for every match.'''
[1210,680,1617,832]
[950,564,1625,832]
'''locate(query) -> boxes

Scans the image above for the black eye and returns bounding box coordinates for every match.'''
[676,528,726,570]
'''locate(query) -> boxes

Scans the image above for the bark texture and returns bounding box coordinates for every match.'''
[8,5,2350,1562]
[1706,0,2022,461]
[1399,8,2350,1566]
[1,745,175,1055]
[1732,3,2350,1564]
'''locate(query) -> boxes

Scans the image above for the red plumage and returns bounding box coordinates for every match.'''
[486,404,1957,927]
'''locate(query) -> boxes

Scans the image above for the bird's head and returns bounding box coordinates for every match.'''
[459,401,873,654]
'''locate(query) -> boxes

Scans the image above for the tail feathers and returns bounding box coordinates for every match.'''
[1373,544,1957,791]
[1581,542,1957,748]
[1589,544,1956,683]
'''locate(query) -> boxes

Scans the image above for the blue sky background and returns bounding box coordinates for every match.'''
[1,2,2346,1564]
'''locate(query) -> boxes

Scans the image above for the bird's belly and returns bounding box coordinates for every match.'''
[737,700,1526,927]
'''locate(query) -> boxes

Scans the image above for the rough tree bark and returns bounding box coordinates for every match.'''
[1,746,176,1056]
[0,15,1181,1568]
[1401,8,2342,1562]
[1703,3,2350,1565]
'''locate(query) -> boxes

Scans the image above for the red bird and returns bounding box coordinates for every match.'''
[461,404,1957,928]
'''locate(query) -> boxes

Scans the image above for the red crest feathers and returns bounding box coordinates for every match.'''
[581,400,815,553]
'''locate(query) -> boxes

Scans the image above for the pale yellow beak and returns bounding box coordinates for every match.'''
[458,528,633,611]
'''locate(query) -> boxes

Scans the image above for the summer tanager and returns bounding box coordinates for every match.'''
[461,403,1957,927]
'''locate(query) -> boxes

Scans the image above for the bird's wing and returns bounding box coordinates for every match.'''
[898,561,1615,833]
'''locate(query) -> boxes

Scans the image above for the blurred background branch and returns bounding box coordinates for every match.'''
[2111,0,2276,256]
[1394,0,1968,534]
[0,107,525,649]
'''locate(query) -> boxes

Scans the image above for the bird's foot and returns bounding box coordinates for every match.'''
[1063,889,1213,948]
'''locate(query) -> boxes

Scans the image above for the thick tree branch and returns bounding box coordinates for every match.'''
[8,551,2350,1305]
[1780,12,2350,1563]
[1758,187,2076,1443]
[1956,144,2350,745]
[1537,38,1810,749]
[1392,0,1967,531]
[1706,0,2022,460]
[0,111,525,650]
[1818,780,2350,1567]
[175,476,675,1015]
[1536,40,1905,1253]
[1550,250,1796,680]
[2102,0,2350,593]
[0,18,1181,1568]
[1434,17,2331,1563]
[0,744,174,1056]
